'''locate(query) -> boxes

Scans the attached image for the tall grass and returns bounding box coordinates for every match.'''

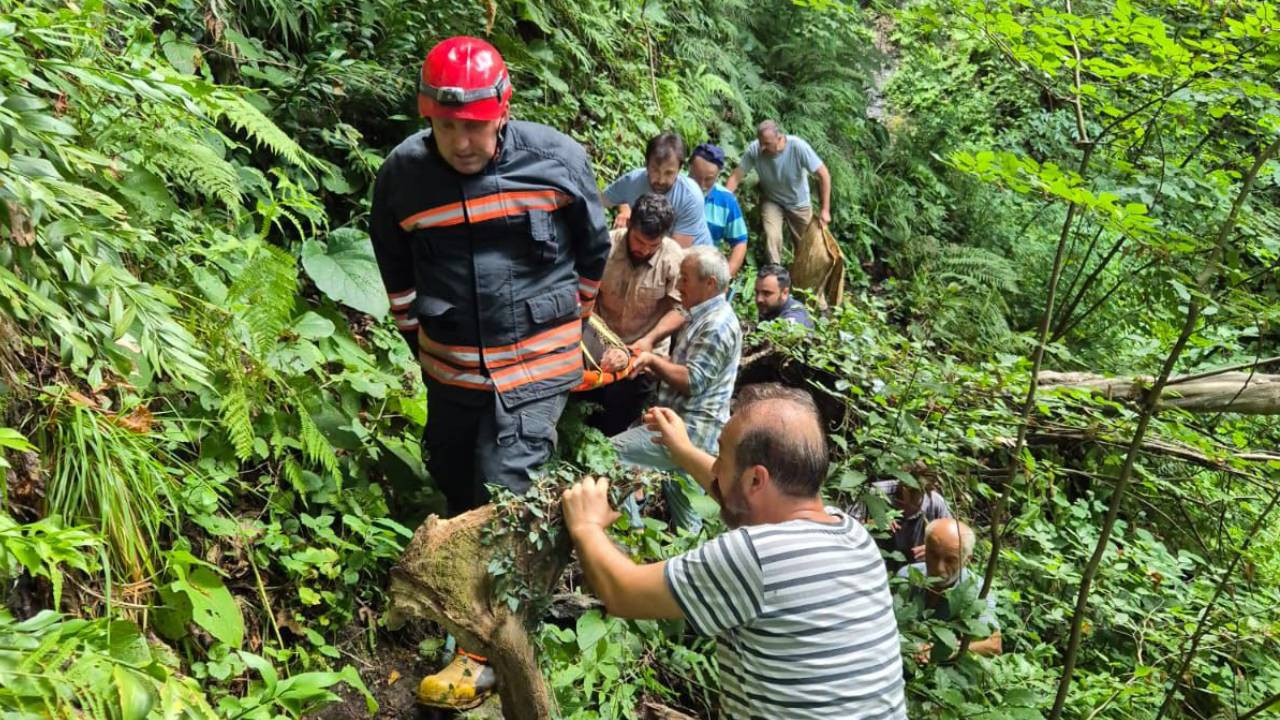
[38,398,187,586]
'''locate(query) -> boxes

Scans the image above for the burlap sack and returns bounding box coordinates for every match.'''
[790,219,845,308]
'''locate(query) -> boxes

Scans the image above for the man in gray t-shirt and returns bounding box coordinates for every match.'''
[727,120,832,263]
[603,132,713,248]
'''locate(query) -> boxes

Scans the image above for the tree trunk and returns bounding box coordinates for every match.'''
[1039,371,1280,414]
[387,505,572,720]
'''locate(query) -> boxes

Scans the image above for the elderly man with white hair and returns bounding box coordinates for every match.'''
[899,518,1003,661]
[610,245,742,530]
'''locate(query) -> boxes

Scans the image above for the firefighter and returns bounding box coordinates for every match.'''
[370,36,612,709]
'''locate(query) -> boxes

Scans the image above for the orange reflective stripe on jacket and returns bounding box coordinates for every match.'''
[399,189,571,231]
[417,351,495,392]
[419,319,581,370]
[417,319,583,393]
[489,345,582,393]
[419,344,582,393]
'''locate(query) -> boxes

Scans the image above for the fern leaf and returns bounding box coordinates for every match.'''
[150,130,242,209]
[281,454,306,494]
[227,243,297,354]
[211,91,317,170]
[297,403,337,475]
[220,381,255,460]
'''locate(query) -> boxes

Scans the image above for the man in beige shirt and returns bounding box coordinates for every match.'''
[583,193,686,435]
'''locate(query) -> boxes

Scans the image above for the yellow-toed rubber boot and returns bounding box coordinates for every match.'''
[417,650,497,710]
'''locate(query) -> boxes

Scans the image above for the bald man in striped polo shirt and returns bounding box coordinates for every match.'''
[563,397,906,719]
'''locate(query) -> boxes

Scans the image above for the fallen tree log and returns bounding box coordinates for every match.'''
[1002,431,1280,477]
[387,504,572,720]
[1039,371,1280,414]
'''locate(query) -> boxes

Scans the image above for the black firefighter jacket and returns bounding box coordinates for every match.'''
[370,120,612,407]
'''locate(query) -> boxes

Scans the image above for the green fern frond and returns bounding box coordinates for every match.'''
[227,243,297,354]
[281,454,305,493]
[211,90,317,171]
[933,244,1019,293]
[220,380,256,461]
[297,403,338,475]
[149,130,242,210]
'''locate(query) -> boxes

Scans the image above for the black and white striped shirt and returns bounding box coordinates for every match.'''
[664,508,907,719]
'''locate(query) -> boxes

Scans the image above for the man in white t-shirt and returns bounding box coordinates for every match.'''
[727,120,832,264]
[562,397,906,719]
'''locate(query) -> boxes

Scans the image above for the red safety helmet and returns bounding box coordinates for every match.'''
[418,36,512,121]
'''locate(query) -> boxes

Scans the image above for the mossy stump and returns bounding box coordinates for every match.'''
[388,505,571,720]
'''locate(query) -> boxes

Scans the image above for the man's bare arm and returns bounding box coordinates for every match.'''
[725,166,744,193]
[636,352,690,394]
[633,305,685,353]
[563,478,684,619]
[815,164,832,227]
[727,243,748,277]
[644,407,715,492]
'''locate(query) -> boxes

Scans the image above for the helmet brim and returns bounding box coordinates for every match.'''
[418,96,508,121]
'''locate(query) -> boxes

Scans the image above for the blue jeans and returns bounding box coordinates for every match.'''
[611,425,704,532]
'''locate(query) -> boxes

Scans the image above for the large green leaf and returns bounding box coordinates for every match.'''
[301,229,389,318]
[157,560,245,648]
[576,610,608,652]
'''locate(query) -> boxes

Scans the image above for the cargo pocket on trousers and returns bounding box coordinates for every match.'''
[495,405,555,451]
[519,404,559,452]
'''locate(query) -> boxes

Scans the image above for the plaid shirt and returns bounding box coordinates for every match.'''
[657,294,742,453]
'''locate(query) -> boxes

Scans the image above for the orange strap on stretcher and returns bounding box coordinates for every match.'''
[571,315,636,392]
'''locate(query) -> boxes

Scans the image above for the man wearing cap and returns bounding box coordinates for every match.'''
[370,36,612,708]
[687,142,750,277]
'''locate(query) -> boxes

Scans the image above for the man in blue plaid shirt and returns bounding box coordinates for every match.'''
[611,245,742,530]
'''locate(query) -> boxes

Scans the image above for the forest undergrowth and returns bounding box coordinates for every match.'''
[1,0,1278,717]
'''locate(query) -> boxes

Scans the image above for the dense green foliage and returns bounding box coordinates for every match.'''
[1,0,1278,717]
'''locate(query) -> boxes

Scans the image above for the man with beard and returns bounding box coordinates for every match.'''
[583,193,686,435]
[898,518,1002,662]
[562,398,907,720]
[603,132,713,248]
[754,263,813,329]
[610,246,741,531]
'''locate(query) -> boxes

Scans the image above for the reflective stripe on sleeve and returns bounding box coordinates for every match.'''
[399,190,572,231]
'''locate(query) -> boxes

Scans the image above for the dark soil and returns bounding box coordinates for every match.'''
[312,623,439,720]
[312,621,509,720]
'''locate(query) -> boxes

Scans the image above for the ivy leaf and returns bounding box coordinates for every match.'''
[301,229,389,318]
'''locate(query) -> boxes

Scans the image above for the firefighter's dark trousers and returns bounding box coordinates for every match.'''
[424,381,569,516]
